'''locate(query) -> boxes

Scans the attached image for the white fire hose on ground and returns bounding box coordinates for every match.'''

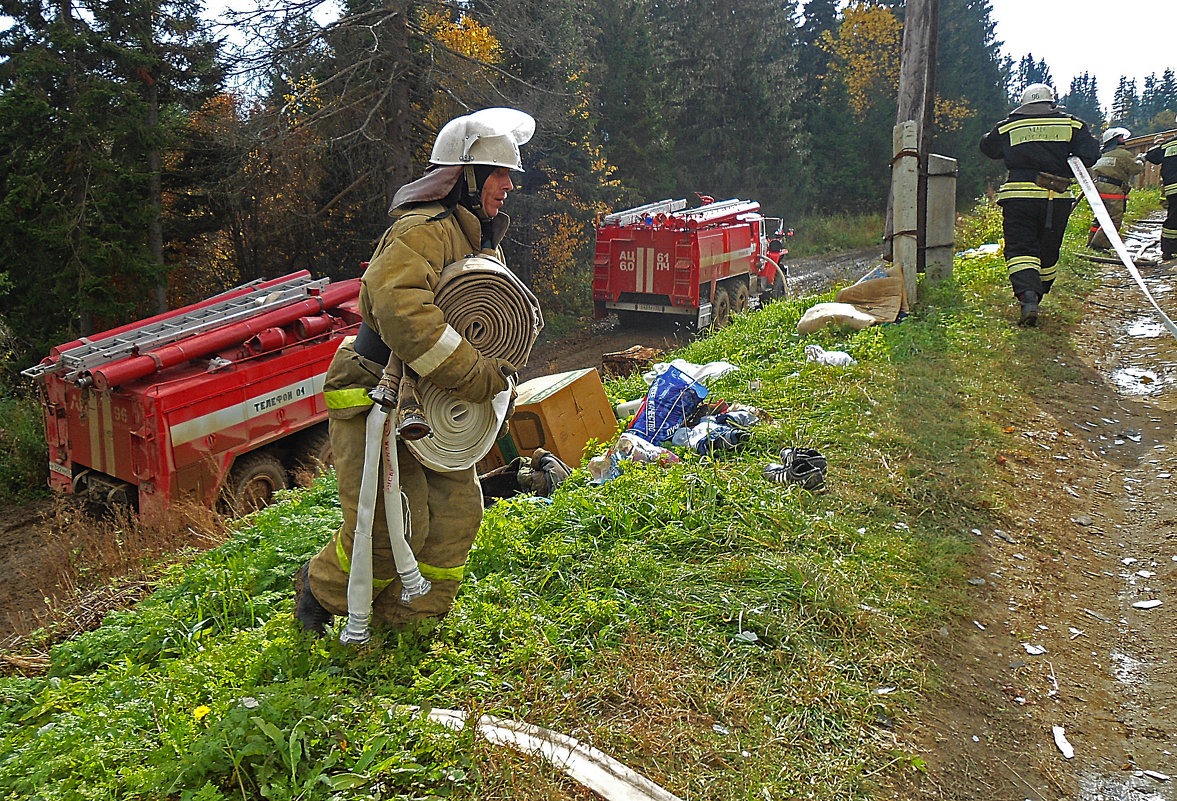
[1068,156,1177,341]
[340,255,543,645]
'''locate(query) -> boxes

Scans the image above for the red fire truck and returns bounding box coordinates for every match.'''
[591,197,788,329]
[22,271,362,524]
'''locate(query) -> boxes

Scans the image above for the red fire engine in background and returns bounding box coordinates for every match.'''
[23,271,362,524]
[592,197,790,329]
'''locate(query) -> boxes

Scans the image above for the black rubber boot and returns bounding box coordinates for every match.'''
[294,562,333,636]
[1018,291,1039,327]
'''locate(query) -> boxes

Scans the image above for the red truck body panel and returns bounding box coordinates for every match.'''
[30,271,362,523]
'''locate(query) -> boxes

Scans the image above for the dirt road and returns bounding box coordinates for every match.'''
[896,224,1177,800]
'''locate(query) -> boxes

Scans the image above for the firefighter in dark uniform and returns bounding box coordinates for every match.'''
[294,108,535,635]
[1088,127,1144,250]
[1146,132,1177,262]
[980,83,1100,326]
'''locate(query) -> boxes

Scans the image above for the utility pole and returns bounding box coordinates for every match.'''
[886,0,953,307]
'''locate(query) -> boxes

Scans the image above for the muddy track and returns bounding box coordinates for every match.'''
[521,245,884,382]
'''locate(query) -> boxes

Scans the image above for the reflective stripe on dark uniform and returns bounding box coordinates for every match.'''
[980,104,1100,301]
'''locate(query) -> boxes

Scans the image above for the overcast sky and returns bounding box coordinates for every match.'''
[987,0,1173,112]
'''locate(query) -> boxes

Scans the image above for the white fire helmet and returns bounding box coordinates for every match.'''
[1102,126,1131,145]
[1020,83,1056,105]
[429,107,536,172]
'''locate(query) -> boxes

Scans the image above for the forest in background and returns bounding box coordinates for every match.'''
[1,0,1174,383]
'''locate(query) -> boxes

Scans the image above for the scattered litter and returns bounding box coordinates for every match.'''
[1065,486,1080,498]
[1068,627,1085,639]
[1123,557,1138,565]
[974,621,986,631]
[1022,643,1047,655]
[734,630,759,643]
[587,432,680,485]
[712,724,731,736]
[1132,599,1163,610]
[994,529,1015,543]
[642,359,737,387]
[1012,553,1026,561]
[956,243,1001,258]
[804,343,856,367]
[971,735,980,743]
[967,577,986,586]
[874,686,897,695]
[626,364,708,446]
[1072,515,1092,526]
[1144,770,1172,782]
[1137,570,1155,578]
[1052,725,1075,759]
[971,528,982,536]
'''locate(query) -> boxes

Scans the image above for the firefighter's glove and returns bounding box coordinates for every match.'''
[454,356,517,404]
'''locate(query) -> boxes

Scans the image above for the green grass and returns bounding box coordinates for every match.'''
[0,194,1161,800]
[0,384,47,503]
[785,211,887,257]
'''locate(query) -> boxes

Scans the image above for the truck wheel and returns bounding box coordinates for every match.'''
[772,269,787,299]
[710,287,732,329]
[225,452,288,516]
[292,427,333,487]
[733,283,750,313]
[616,309,646,328]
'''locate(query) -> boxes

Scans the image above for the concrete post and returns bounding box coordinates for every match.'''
[925,154,958,281]
[892,121,920,308]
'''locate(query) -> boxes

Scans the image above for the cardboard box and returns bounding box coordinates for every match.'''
[475,432,521,476]
[509,368,617,468]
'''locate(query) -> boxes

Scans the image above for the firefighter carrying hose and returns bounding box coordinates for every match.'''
[1146,132,1177,263]
[295,108,535,636]
[980,83,1099,326]
[1087,127,1144,251]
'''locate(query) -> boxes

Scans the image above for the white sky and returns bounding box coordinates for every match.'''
[988,0,1174,112]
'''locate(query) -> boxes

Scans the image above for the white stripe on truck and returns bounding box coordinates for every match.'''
[170,374,326,446]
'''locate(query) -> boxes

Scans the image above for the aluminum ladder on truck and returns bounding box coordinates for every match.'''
[601,198,688,227]
[679,199,759,225]
[23,273,329,385]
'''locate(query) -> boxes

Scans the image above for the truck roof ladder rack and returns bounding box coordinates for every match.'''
[679,198,757,223]
[23,274,329,382]
[602,199,688,226]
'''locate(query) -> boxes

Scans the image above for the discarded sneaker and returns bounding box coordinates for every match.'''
[765,447,828,491]
[294,562,332,636]
[1018,291,1039,327]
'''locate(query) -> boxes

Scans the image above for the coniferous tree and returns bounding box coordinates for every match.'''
[1061,72,1102,130]
[0,0,220,371]
[1111,76,1139,128]
[1012,54,1053,102]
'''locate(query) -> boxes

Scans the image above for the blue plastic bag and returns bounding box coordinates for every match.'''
[626,365,708,445]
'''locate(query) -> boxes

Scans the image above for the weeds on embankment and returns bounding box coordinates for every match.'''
[0,194,1158,800]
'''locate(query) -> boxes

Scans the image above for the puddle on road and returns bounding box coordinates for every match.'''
[1128,318,1167,339]
[1111,650,1146,686]
[1111,367,1163,396]
[1079,772,1168,801]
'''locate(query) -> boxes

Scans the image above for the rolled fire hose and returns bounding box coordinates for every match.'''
[1068,156,1177,341]
[340,254,542,644]
[406,254,543,471]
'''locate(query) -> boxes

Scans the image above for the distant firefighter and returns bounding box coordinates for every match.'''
[1146,132,1177,263]
[1087,127,1144,251]
[980,83,1099,326]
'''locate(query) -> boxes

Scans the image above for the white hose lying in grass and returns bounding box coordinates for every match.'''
[422,707,685,801]
[1069,156,1177,340]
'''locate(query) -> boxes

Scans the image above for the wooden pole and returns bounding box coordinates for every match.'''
[884,0,939,292]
